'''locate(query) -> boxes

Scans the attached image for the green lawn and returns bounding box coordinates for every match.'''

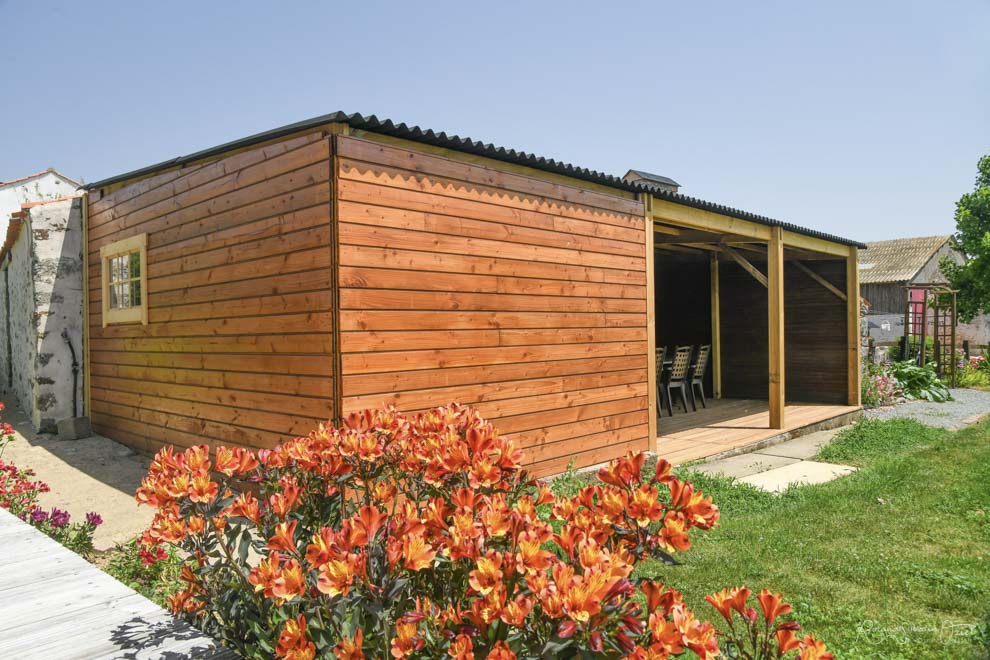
[633,417,990,659]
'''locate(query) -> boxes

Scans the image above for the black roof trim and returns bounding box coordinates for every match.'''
[84,111,865,248]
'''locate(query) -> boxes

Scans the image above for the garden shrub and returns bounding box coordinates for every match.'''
[0,405,103,555]
[860,363,902,408]
[136,404,832,659]
[888,361,952,402]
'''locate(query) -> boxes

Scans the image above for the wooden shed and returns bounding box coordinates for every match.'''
[82,113,864,476]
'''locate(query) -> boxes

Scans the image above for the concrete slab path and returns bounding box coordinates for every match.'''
[738,460,856,493]
[694,426,856,492]
[1,396,153,550]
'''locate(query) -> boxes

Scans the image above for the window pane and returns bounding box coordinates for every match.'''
[109,257,119,283]
[130,280,142,306]
[129,252,141,278]
[119,283,130,308]
[109,281,119,308]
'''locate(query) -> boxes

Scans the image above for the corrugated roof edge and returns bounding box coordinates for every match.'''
[83,111,866,249]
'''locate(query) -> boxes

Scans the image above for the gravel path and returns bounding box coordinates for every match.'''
[864,388,990,428]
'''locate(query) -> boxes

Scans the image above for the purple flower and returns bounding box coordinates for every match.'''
[30,509,48,523]
[85,512,103,527]
[49,508,70,528]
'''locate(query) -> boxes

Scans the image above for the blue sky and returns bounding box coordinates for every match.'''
[1,0,987,242]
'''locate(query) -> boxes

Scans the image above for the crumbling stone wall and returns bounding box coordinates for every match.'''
[0,220,37,417]
[0,198,84,432]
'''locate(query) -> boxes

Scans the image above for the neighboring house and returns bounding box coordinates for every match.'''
[0,197,86,432]
[859,235,990,347]
[0,168,81,234]
[81,112,864,475]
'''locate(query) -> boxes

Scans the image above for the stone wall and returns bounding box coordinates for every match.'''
[0,197,84,432]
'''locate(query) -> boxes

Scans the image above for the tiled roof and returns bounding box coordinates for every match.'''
[859,235,951,284]
[83,111,865,248]
[0,167,80,188]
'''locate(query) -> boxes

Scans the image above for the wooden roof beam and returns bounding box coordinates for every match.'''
[793,261,847,301]
[722,246,768,287]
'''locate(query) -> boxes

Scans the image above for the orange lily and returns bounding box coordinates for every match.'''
[276,614,315,660]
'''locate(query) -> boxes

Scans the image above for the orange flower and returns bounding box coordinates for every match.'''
[448,633,474,660]
[401,533,436,571]
[276,614,315,660]
[653,458,676,484]
[515,538,554,575]
[757,589,792,624]
[798,635,834,660]
[270,481,302,519]
[390,620,419,659]
[185,515,206,536]
[248,551,280,598]
[351,505,386,546]
[560,568,616,623]
[226,491,261,524]
[272,559,307,602]
[499,594,532,627]
[627,484,663,527]
[597,451,646,488]
[317,559,355,598]
[659,514,691,552]
[486,641,516,659]
[776,629,801,654]
[185,444,212,472]
[334,629,365,660]
[187,471,218,503]
[216,446,259,476]
[306,527,335,568]
[268,520,298,554]
[468,553,503,595]
[705,586,751,622]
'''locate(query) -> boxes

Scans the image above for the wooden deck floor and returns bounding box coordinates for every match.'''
[657,398,861,465]
[0,507,236,659]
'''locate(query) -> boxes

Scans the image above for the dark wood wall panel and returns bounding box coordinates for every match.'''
[785,260,848,403]
[86,131,334,454]
[335,136,650,477]
[654,252,713,392]
[716,257,849,404]
[718,261,769,399]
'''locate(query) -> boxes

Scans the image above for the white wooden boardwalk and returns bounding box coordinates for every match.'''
[0,507,237,659]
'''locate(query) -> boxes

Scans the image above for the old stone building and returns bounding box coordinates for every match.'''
[0,196,85,432]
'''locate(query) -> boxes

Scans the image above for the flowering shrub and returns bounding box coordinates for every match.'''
[136,404,831,659]
[0,405,102,554]
[861,364,902,408]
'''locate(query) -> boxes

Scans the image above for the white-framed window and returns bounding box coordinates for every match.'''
[100,233,148,326]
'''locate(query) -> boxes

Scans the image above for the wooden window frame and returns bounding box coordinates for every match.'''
[100,233,148,327]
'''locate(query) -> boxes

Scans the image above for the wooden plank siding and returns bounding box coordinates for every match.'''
[86,131,335,455]
[335,136,651,476]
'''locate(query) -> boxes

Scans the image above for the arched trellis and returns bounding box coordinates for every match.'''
[902,283,958,386]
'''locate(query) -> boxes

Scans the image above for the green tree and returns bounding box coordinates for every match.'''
[942,155,990,321]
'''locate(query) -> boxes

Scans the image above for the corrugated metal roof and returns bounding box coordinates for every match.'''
[83,111,865,248]
[859,235,950,284]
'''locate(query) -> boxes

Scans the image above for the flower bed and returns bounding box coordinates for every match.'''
[135,404,832,659]
[0,404,103,555]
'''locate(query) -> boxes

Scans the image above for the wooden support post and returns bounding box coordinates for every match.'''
[768,227,785,429]
[710,253,722,399]
[846,247,862,406]
[951,293,958,387]
[920,293,929,366]
[81,193,91,417]
[643,194,658,452]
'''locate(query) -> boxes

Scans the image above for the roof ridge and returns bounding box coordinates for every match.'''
[0,167,81,188]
